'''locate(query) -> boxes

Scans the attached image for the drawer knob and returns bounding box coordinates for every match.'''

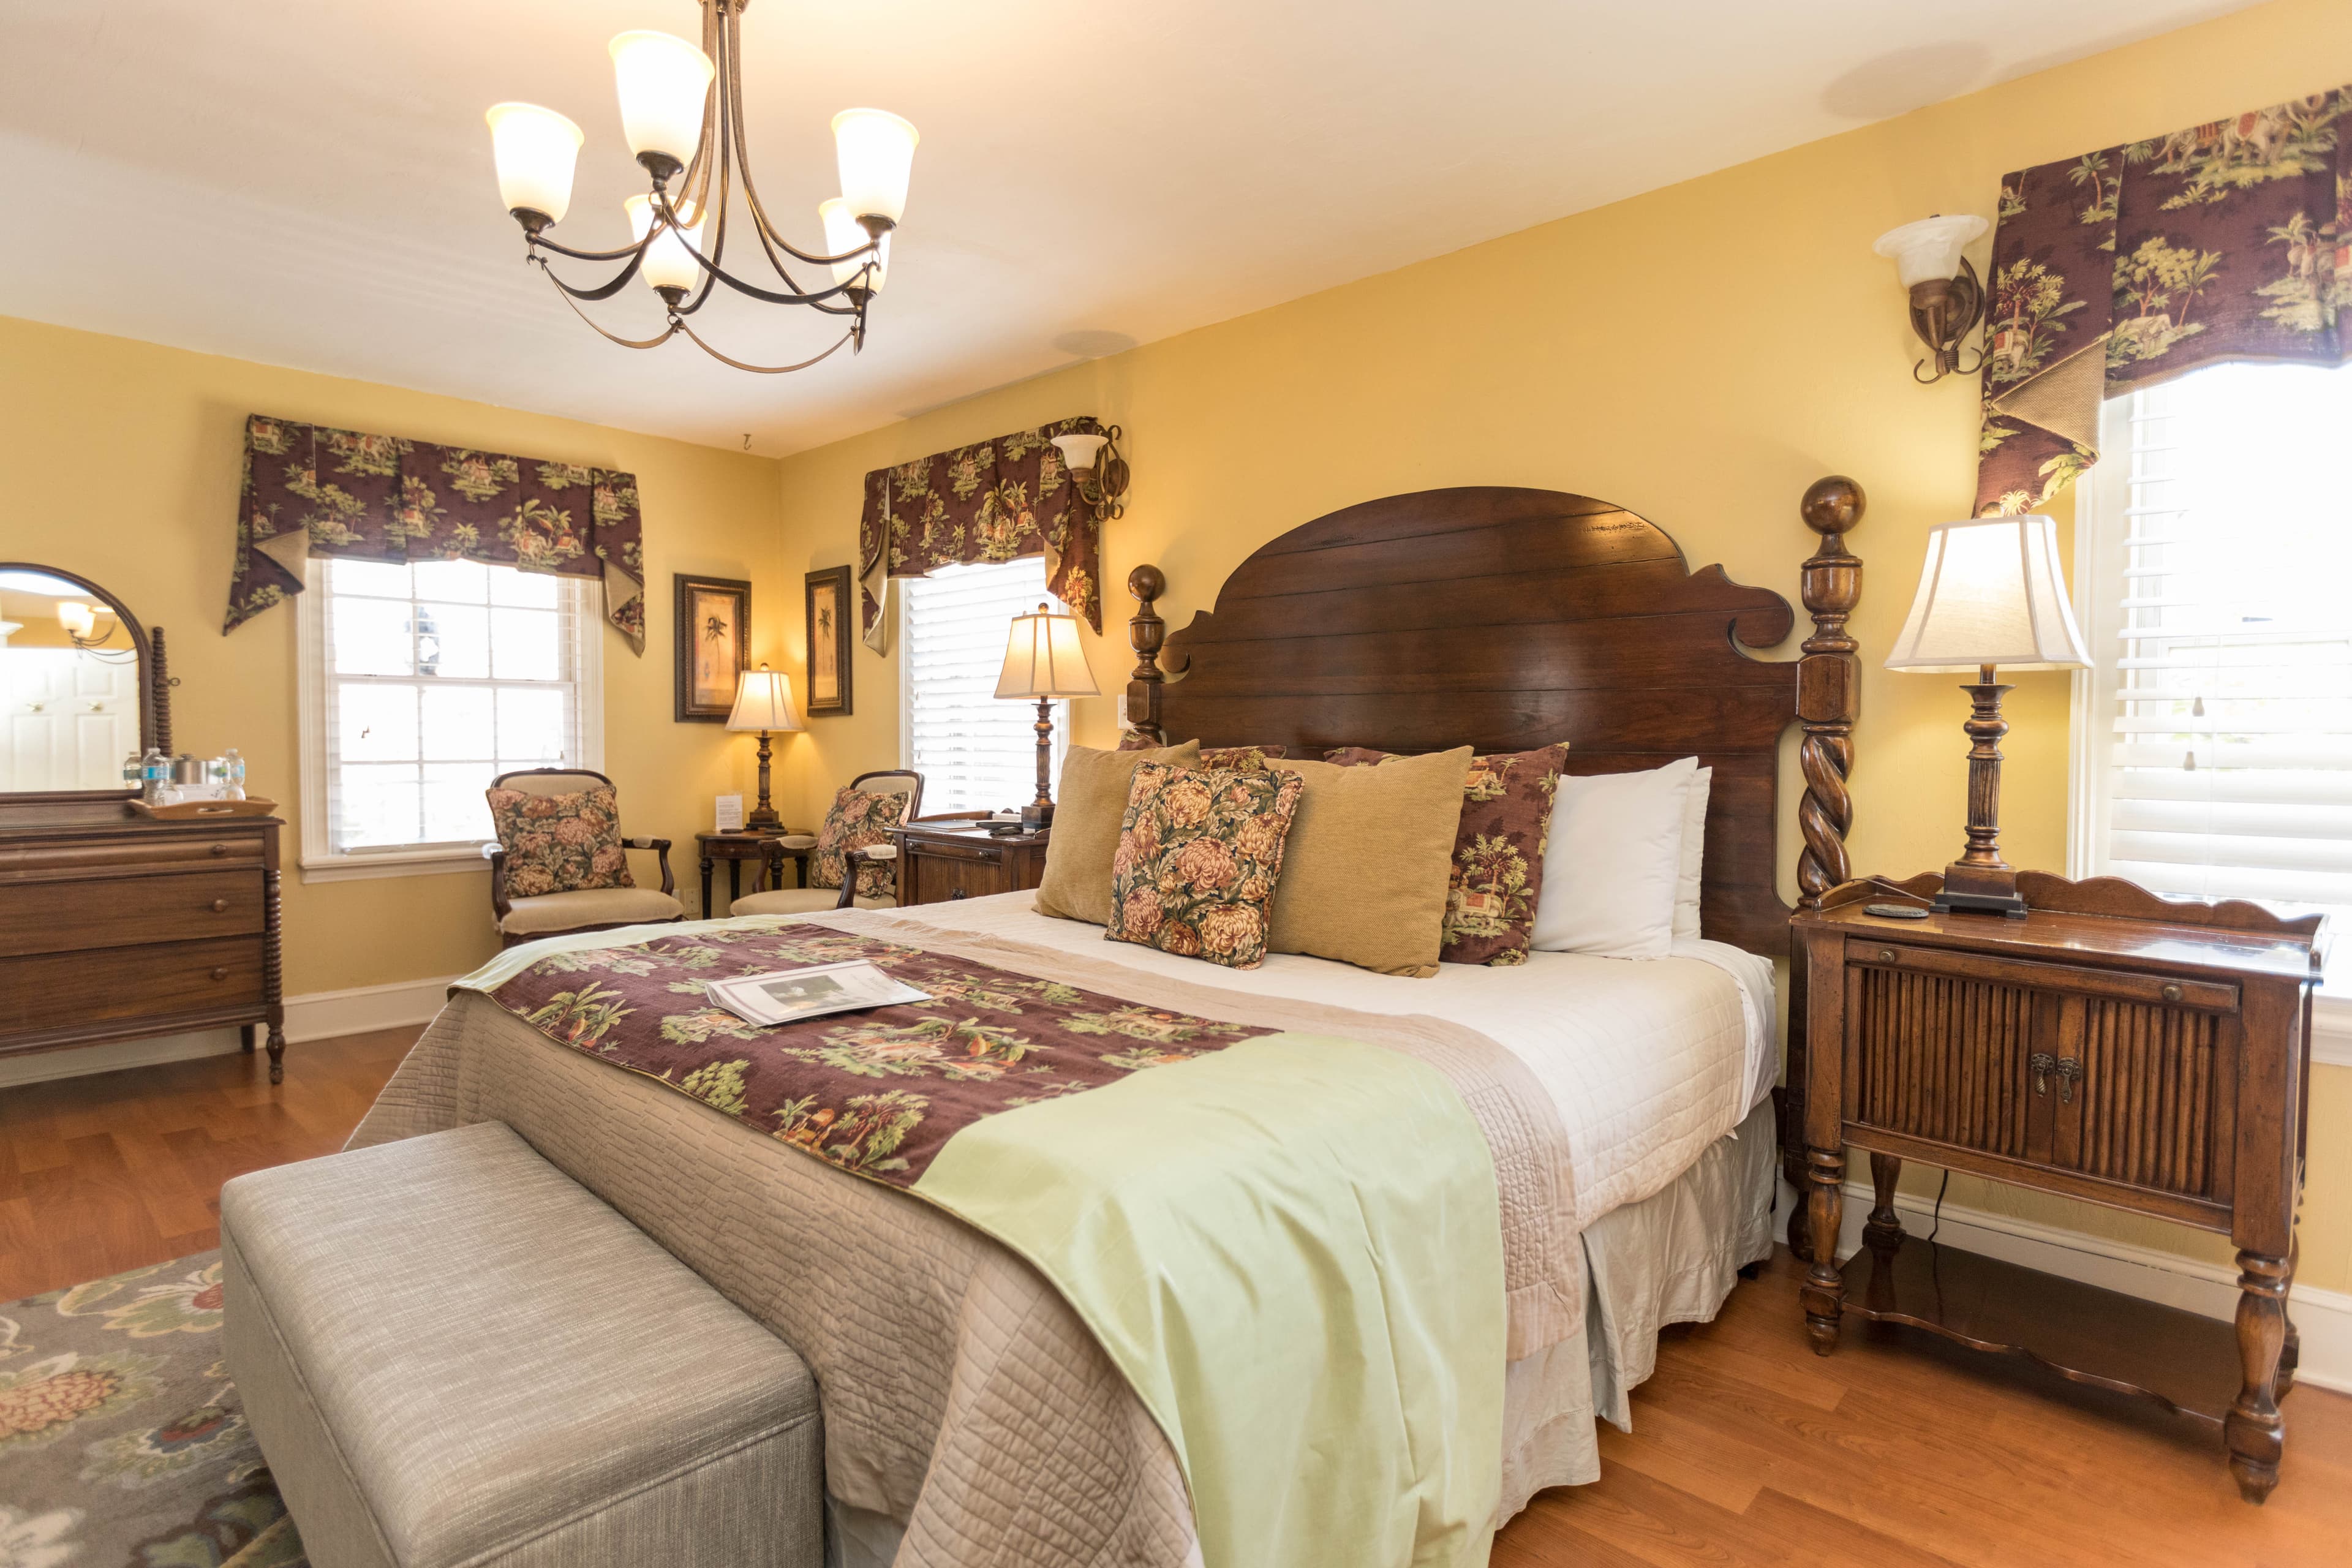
[1876,948,1896,963]
[210,843,229,857]
[2030,1051,2056,1096]
[210,898,230,913]
[2056,1057,2085,1105]
[210,967,228,981]
[2162,983,2184,1003]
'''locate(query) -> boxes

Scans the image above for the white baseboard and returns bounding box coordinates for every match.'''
[1775,1177,2351,1396]
[0,974,454,1088]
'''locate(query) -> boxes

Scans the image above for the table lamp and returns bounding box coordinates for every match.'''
[1886,514,2090,916]
[995,601,1101,831]
[725,663,804,830]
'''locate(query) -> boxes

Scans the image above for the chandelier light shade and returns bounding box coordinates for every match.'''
[608,31,716,175]
[832,109,921,226]
[484,0,916,375]
[485,103,585,225]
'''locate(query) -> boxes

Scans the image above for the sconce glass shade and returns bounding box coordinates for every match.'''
[726,665,805,733]
[832,108,919,225]
[1886,515,2090,673]
[484,103,584,224]
[818,197,889,292]
[55,603,96,639]
[1872,214,1989,288]
[625,194,705,293]
[609,31,714,168]
[1050,432,1109,475]
[994,603,1101,699]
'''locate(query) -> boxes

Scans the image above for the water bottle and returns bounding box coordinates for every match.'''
[140,747,167,805]
[224,747,246,800]
[123,752,142,789]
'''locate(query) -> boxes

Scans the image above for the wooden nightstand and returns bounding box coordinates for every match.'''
[696,829,795,917]
[894,820,1049,906]
[1792,870,2326,1503]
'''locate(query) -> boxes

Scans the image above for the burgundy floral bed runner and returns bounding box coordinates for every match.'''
[483,923,1274,1187]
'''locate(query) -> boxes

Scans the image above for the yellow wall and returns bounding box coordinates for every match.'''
[0,314,785,995]
[769,0,2352,1294]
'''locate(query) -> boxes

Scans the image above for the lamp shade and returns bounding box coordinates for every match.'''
[56,602,95,639]
[609,30,714,168]
[1872,214,1988,289]
[994,603,1101,699]
[832,108,919,225]
[726,665,805,733]
[625,194,705,292]
[818,197,889,292]
[484,102,584,224]
[1050,432,1109,475]
[1886,515,2090,673]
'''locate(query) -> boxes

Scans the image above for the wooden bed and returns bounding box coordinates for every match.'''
[1116,477,1868,1213]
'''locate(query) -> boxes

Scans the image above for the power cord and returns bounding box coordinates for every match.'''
[1928,1169,1950,1243]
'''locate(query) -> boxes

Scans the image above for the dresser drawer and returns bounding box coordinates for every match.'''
[907,851,1017,905]
[1846,937,2239,1012]
[0,869,265,957]
[0,937,265,1035]
[911,836,1008,867]
[0,835,265,879]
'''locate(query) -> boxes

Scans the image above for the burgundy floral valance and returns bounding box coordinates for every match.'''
[1975,86,2352,516]
[856,417,1104,653]
[226,413,647,651]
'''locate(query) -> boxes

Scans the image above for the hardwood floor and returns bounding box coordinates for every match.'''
[3,1031,2345,1566]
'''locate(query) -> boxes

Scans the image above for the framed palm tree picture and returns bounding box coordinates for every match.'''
[674,573,751,722]
[805,565,853,716]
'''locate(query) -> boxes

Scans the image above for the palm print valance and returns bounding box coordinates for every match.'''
[856,417,1105,654]
[1975,86,2352,516]
[226,413,647,651]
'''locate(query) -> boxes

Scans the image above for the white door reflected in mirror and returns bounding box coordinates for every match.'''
[0,568,141,792]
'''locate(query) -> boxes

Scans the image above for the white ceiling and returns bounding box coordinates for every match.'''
[0,0,2261,458]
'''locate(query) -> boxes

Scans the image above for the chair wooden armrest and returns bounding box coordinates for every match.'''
[483,842,511,924]
[620,837,676,898]
[836,843,900,910]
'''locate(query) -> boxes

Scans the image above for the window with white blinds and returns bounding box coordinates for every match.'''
[300,557,602,877]
[900,557,1067,817]
[2077,360,2352,983]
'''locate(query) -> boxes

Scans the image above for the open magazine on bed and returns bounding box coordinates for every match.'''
[704,960,932,1027]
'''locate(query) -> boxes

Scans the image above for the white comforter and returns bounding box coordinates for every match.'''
[895,891,1777,1231]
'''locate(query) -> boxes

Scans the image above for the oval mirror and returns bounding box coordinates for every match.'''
[0,565,157,797]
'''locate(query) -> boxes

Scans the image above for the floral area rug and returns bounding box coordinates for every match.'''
[0,1253,304,1567]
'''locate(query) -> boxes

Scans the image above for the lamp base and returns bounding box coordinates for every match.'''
[1021,801,1055,833]
[1931,862,2027,918]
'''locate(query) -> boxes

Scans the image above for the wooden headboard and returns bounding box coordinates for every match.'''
[1118,480,1865,958]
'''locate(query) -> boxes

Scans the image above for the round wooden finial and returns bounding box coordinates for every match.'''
[1128,563,1165,602]
[1801,475,1865,537]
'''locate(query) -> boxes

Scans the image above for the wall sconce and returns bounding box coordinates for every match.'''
[1050,424,1131,520]
[1873,214,1988,384]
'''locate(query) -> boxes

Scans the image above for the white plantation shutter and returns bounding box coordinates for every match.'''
[901,557,1067,816]
[2080,361,2352,979]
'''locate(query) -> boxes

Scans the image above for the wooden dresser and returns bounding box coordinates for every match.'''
[0,801,286,1081]
[1792,870,2324,1503]
[893,820,1049,906]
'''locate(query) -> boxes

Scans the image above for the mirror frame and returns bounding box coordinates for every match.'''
[0,562,166,804]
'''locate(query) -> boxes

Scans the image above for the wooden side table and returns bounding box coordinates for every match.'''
[1792,869,2325,1504]
[696,829,796,918]
[894,820,1049,905]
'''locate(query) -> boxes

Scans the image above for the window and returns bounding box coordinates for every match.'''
[900,557,1068,816]
[299,558,601,880]
[2074,360,2352,990]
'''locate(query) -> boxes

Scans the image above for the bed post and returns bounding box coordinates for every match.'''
[1782,476,1864,1253]
[1122,564,1169,746]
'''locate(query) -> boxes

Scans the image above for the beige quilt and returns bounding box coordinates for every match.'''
[347,911,1585,1568]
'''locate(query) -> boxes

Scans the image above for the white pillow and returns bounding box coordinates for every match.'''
[1529,757,1700,959]
[1671,766,1713,941]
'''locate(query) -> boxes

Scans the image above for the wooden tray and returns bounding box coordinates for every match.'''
[128,796,278,820]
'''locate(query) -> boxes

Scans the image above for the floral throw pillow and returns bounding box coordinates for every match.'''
[1108,761,1305,969]
[1325,742,1570,966]
[485,786,633,899]
[813,786,911,898]
[1197,745,1287,771]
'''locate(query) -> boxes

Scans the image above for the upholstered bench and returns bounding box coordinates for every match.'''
[221,1121,823,1568]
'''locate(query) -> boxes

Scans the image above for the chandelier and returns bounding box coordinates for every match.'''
[484,0,918,374]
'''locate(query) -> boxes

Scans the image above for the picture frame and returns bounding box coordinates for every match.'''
[674,573,751,722]
[805,565,854,716]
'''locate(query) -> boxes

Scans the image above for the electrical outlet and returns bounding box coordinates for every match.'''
[1115,692,1129,728]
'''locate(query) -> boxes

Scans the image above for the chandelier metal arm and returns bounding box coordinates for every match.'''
[532,244,650,303]
[653,189,875,308]
[712,3,876,274]
[543,267,682,350]
[673,314,858,374]
[529,233,657,265]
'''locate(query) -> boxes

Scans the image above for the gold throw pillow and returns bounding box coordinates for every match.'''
[1266,747,1474,976]
[1035,740,1204,924]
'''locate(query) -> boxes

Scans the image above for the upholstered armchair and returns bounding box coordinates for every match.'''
[734,770,924,916]
[484,768,685,948]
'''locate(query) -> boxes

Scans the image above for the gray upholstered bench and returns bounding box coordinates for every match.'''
[221,1121,823,1568]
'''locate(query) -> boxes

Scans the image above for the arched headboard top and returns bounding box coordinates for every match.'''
[1123,481,1864,957]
